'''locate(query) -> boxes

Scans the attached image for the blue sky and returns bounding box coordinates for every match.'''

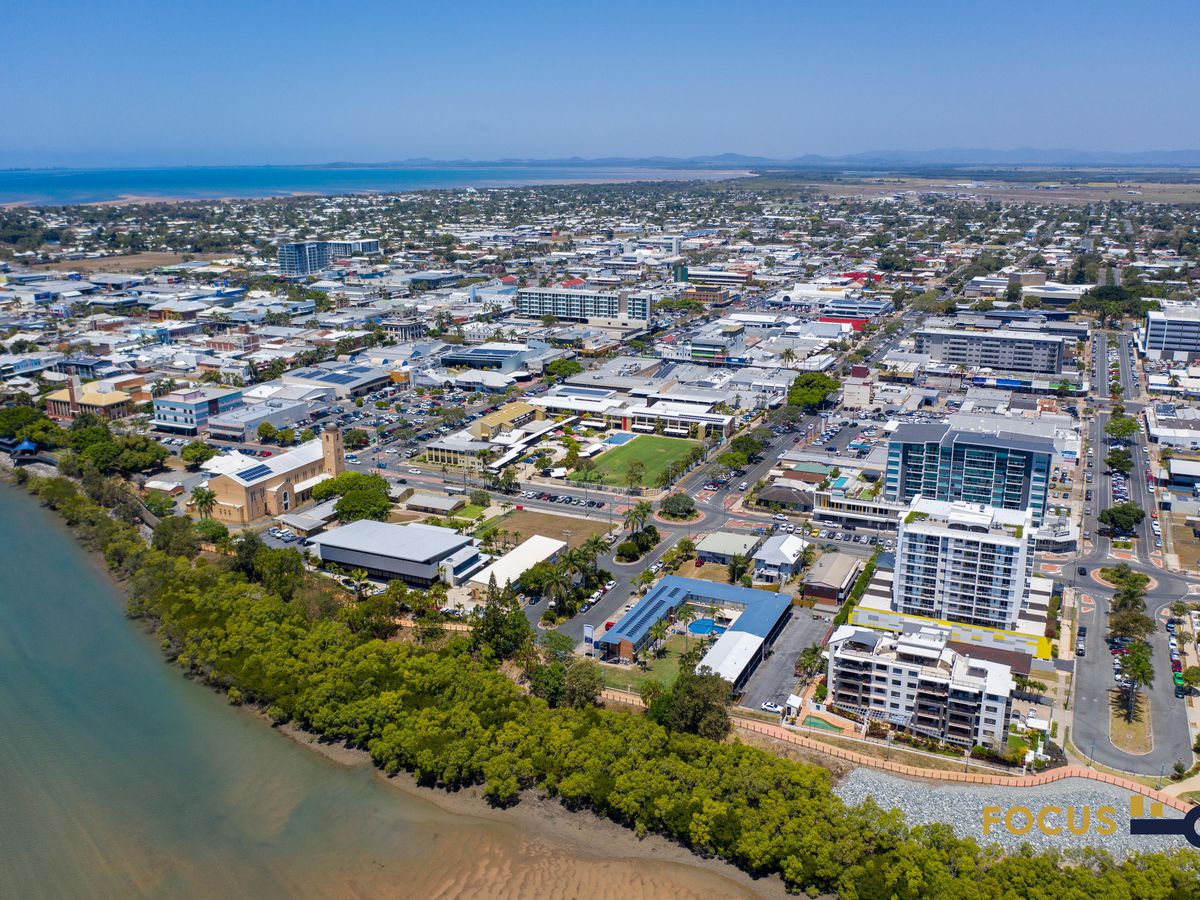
[5,0,1199,166]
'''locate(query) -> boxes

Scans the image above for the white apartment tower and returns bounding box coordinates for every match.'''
[893,497,1035,631]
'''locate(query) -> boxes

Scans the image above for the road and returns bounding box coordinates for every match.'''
[1062,329,1193,774]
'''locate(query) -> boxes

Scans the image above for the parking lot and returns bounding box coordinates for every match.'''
[738,610,833,713]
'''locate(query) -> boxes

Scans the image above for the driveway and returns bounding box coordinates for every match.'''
[738,611,832,712]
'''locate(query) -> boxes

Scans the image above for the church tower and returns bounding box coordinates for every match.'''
[321,423,345,476]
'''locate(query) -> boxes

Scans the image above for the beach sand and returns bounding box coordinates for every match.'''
[274,719,792,900]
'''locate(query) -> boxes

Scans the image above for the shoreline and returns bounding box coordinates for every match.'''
[262,711,792,898]
[0,168,753,208]
[0,474,789,898]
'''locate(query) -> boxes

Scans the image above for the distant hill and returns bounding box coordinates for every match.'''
[324,148,1200,170]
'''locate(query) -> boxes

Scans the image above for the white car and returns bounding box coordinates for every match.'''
[407,468,421,475]
[760,701,783,714]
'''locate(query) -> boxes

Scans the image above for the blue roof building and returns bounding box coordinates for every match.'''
[599,575,792,663]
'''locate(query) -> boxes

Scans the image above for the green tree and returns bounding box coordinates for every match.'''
[472,575,533,660]
[1105,415,1139,442]
[649,662,731,741]
[660,492,695,519]
[1099,502,1145,534]
[1119,641,1154,722]
[190,485,216,520]
[624,458,646,490]
[624,500,653,533]
[647,620,670,657]
[562,658,603,709]
[786,372,840,410]
[1105,448,1133,475]
[726,553,750,584]
[257,422,278,442]
[142,489,176,518]
[180,441,217,468]
[335,488,391,523]
[151,515,199,557]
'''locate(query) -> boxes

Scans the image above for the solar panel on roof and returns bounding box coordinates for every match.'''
[234,464,273,482]
[323,373,356,385]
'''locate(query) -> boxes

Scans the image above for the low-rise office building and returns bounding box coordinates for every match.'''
[803,552,862,603]
[151,386,243,435]
[207,399,317,442]
[695,531,762,565]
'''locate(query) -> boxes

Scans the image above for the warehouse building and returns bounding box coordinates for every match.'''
[309,520,487,587]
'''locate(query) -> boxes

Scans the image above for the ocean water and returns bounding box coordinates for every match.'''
[0,165,734,205]
[0,483,763,899]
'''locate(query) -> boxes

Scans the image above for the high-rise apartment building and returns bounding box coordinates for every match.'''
[278,241,331,277]
[278,238,380,276]
[1143,308,1200,361]
[885,422,1055,525]
[893,497,1035,631]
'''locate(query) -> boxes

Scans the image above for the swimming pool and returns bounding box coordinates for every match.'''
[604,432,637,445]
[802,715,843,732]
[688,618,727,636]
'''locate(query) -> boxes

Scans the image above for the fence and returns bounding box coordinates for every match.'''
[599,689,1192,812]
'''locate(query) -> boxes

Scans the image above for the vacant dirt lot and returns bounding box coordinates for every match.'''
[792,176,1200,205]
[500,509,613,548]
[31,252,226,273]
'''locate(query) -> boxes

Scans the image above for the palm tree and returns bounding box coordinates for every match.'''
[624,500,653,534]
[582,534,608,574]
[190,486,216,520]
[349,568,370,601]
[648,620,669,658]
[543,564,573,611]
[676,605,696,651]
[676,536,696,559]
[151,377,177,398]
[562,547,588,582]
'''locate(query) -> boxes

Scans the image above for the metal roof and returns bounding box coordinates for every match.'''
[310,520,471,563]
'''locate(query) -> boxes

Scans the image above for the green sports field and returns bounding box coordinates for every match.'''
[569,435,701,487]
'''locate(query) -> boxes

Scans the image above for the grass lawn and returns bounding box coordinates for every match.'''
[456,503,487,520]
[1110,689,1153,755]
[494,509,612,549]
[686,559,737,585]
[569,435,700,487]
[600,633,690,693]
